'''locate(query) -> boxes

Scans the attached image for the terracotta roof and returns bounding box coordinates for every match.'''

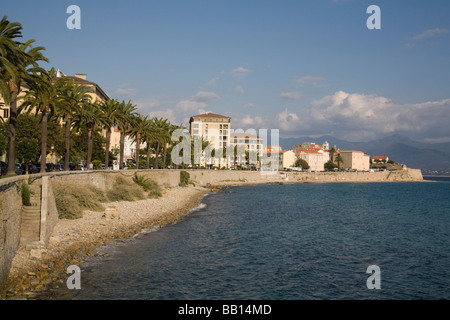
[373,156,388,159]
[297,149,322,155]
[190,113,231,119]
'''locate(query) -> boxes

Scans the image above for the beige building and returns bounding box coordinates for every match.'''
[0,71,109,122]
[296,148,328,171]
[282,150,296,169]
[189,113,231,151]
[339,151,370,171]
[55,71,110,103]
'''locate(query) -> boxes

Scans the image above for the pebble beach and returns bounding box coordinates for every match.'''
[4,185,210,299]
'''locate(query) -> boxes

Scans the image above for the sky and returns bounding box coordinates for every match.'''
[2,0,450,142]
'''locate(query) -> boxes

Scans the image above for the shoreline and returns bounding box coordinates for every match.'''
[3,185,210,300]
[2,170,426,300]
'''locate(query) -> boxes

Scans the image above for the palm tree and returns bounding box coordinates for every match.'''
[0,16,22,104]
[0,17,48,174]
[73,101,107,169]
[160,121,173,168]
[20,68,63,173]
[58,79,91,171]
[329,146,336,163]
[128,113,149,168]
[98,98,120,169]
[153,117,170,169]
[141,117,158,169]
[116,100,137,169]
[335,154,343,170]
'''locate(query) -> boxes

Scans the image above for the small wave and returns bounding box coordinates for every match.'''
[189,203,207,213]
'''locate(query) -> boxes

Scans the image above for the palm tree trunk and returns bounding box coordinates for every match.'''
[163,142,167,169]
[87,128,93,170]
[6,88,18,175]
[119,130,125,169]
[64,118,71,171]
[40,108,48,173]
[146,143,151,169]
[105,129,111,170]
[135,134,141,168]
[154,142,160,169]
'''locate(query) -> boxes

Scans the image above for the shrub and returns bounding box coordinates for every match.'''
[179,170,190,187]
[53,181,107,219]
[92,160,103,170]
[132,173,162,198]
[21,182,33,207]
[106,175,145,202]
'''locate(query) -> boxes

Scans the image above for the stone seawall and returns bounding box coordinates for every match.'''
[0,168,422,296]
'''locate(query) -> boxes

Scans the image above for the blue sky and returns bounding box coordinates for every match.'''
[2,0,450,142]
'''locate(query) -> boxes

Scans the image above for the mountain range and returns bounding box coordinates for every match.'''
[279,134,450,171]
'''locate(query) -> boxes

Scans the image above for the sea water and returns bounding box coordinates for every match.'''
[48,180,450,300]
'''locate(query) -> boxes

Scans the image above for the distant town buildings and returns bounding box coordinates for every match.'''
[338,151,370,171]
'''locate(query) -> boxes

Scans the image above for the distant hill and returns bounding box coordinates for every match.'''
[279,134,450,170]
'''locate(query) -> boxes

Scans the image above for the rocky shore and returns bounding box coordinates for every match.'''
[4,185,210,300]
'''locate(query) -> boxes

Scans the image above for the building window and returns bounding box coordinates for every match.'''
[2,109,9,118]
[194,129,199,135]
[194,124,199,129]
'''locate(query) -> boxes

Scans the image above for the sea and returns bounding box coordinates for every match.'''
[44,177,450,300]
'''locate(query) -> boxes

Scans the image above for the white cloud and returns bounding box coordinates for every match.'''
[302,91,450,140]
[295,75,328,88]
[197,108,214,115]
[244,103,255,109]
[413,28,450,41]
[231,67,252,81]
[280,91,301,100]
[116,84,137,95]
[135,97,161,109]
[275,109,301,131]
[147,109,178,124]
[235,85,245,94]
[191,91,221,102]
[205,71,225,87]
[176,100,206,113]
[231,91,450,142]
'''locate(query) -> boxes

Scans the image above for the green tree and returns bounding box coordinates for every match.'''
[152,117,170,169]
[335,154,343,170]
[0,121,9,157]
[0,16,48,174]
[98,98,120,168]
[20,68,64,173]
[73,101,107,169]
[58,79,91,171]
[116,100,137,169]
[129,114,149,168]
[294,158,310,170]
[141,118,158,169]
[324,160,338,171]
[16,137,39,163]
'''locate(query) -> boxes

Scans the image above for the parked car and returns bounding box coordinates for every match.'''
[15,163,23,175]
